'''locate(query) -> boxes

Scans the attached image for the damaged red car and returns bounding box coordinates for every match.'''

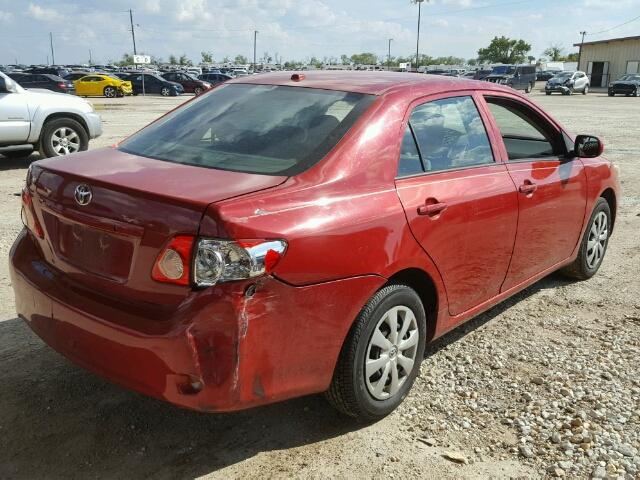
[11,72,619,421]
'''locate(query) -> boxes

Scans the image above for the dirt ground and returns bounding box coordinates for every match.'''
[0,91,638,479]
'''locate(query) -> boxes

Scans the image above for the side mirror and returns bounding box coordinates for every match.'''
[574,135,604,158]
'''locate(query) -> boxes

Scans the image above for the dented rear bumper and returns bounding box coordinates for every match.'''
[10,229,384,412]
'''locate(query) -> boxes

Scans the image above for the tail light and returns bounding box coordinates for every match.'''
[58,82,67,89]
[194,239,287,287]
[152,237,287,287]
[21,188,44,238]
[152,236,195,286]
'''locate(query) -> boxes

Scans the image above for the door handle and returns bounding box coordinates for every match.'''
[519,181,537,195]
[418,202,448,216]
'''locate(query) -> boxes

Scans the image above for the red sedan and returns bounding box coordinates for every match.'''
[11,72,619,421]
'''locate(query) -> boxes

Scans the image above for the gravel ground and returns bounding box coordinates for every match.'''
[0,92,638,479]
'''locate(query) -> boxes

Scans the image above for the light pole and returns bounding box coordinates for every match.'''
[578,31,587,72]
[413,0,427,72]
[49,32,55,65]
[253,30,258,72]
[387,38,393,71]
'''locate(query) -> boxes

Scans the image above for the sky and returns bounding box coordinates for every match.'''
[0,0,639,65]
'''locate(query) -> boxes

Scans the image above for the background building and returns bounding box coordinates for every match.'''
[576,35,640,87]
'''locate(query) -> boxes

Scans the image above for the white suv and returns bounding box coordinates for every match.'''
[0,72,102,158]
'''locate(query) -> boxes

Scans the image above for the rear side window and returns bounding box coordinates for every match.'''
[407,96,494,173]
[119,84,376,176]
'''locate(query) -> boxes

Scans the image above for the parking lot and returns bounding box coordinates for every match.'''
[0,91,638,479]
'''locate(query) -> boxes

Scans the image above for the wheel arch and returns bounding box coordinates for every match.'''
[386,268,439,342]
[600,187,617,232]
[40,112,89,138]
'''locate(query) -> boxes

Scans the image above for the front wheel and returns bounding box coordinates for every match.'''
[608,92,615,97]
[583,85,589,95]
[103,86,117,98]
[194,87,203,95]
[39,118,88,158]
[546,91,552,95]
[525,82,532,93]
[160,87,171,96]
[561,198,611,280]
[325,284,426,421]
[634,88,639,97]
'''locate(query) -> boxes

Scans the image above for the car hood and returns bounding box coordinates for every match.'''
[611,80,639,86]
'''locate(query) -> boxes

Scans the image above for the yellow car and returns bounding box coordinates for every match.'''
[73,74,133,98]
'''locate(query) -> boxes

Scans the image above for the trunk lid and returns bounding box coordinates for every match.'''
[30,147,286,305]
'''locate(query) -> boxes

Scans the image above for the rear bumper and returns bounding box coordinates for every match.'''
[84,111,102,139]
[10,229,384,412]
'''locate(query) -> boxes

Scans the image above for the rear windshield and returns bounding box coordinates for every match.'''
[118,84,375,176]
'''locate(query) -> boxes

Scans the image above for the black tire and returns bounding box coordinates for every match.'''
[561,198,611,280]
[634,88,639,97]
[546,91,552,95]
[161,87,171,96]
[582,85,589,95]
[194,87,203,95]
[39,117,89,158]
[325,284,427,421]
[103,86,117,98]
[608,92,615,97]
[525,82,532,94]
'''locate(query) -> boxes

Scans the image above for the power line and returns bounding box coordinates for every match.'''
[586,13,640,36]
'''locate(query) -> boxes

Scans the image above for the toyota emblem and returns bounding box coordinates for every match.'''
[74,184,92,206]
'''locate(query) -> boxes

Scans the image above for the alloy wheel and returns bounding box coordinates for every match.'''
[104,87,116,98]
[50,127,80,155]
[586,211,608,269]
[365,305,419,400]
[161,87,170,96]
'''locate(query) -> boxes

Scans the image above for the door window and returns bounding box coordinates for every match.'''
[485,98,563,160]
[407,96,494,173]
[397,126,423,177]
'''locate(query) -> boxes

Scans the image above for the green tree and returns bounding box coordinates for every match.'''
[222,56,231,64]
[340,54,350,65]
[543,44,564,62]
[201,51,214,63]
[477,36,532,64]
[168,54,178,65]
[117,53,134,66]
[350,52,378,65]
[234,54,248,64]
[564,52,579,62]
[178,54,192,66]
[467,58,477,66]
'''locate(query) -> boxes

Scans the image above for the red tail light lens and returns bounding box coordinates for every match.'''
[21,188,44,239]
[152,236,195,286]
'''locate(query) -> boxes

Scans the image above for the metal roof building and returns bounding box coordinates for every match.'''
[575,35,640,87]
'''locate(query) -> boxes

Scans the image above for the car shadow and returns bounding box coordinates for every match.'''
[0,152,40,170]
[0,273,574,479]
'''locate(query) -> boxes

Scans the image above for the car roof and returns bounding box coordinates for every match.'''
[230,70,512,96]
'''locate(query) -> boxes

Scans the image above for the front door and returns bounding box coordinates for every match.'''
[482,95,587,291]
[0,90,30,143]
[394,93,518,316]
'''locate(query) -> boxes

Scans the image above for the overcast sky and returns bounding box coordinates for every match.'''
[1,0,639,65]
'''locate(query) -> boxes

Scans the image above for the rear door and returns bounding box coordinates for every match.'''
[481,94,587,291]
[394,92,519,316]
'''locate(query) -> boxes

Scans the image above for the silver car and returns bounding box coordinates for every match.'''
[545,71,590,95]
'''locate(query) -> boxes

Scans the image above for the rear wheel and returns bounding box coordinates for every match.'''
[194,86,203,95]
[325,284,426,421]
[525,82,532,93]
[161,87,171,96]
[39,118,88,158]
[561,198,611,280]
[103,86,117,98]
[634,88,640,97]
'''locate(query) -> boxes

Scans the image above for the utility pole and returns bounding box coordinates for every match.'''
[89,49,92,65]
[387,38,393,71]
[253,30,258,73]
[49,32,55,65]
[129,9,137,55]
[414,0,426,72]
[578,31,587,71]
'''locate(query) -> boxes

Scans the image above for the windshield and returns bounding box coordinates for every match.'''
[553,72,572,79]
[619,74,640,81]
[118,84,376,176]
[491,66,516,75]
